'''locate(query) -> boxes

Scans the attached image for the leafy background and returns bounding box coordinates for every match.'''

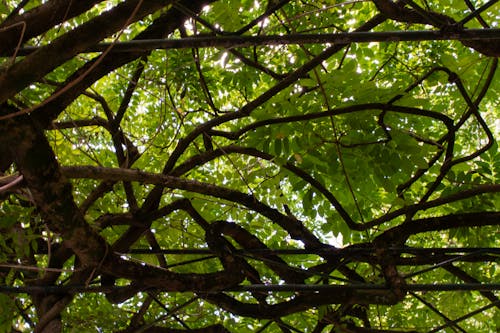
[0,0,499,332]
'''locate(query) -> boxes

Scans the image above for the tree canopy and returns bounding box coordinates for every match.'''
[0,1,499,332]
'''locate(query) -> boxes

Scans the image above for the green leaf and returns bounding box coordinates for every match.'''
[302,188,314,214]
[0,294,14,332]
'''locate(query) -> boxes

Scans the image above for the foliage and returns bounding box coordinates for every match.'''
[0,1,499,332]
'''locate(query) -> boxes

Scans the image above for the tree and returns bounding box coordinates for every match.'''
[0,0,499,332]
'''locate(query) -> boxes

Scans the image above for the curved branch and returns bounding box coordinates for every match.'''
[366,184,500,228]
[62,165,325,249]
[118,324,231,333]
[203,289,398,319]
[207,103,453,140]
[171,145,356,229]
[211,220,308,283]
[376,211,500,245]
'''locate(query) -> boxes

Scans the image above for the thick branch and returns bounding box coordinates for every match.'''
[203,290,398,319]
[0,0,171,105]
[373,0,500,56]
[0,0,105,55]
[376,212,500,245]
